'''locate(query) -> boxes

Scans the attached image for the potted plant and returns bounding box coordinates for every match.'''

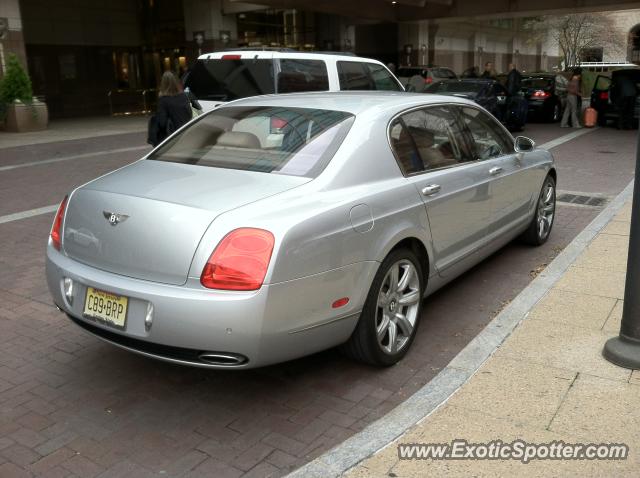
[0,53,48,132]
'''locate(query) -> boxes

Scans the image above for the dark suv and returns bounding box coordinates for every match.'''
[591,68,640,127]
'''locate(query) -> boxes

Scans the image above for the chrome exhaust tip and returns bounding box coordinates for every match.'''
[198,352,248,366]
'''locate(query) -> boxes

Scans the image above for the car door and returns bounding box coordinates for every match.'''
[388,105,493,278]
[456,105,535,238]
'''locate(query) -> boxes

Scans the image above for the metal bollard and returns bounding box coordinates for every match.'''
[603,130,640,369]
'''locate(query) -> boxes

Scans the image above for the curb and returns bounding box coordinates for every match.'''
[289,178,635,478]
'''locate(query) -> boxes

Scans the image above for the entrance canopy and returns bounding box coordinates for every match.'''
[229,0,640,21]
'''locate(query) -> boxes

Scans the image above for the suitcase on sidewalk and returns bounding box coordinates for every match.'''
[583,107,598,128]
[506,96,528,131]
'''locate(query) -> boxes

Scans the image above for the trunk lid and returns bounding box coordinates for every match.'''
[63,160,308,285]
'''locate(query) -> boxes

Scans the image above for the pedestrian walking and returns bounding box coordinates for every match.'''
[462,66,479,78]
[505,63,522,97]
[148,71,192,147]
[561,73,582,128]
[615,74,637,130]
[480,61,496,79]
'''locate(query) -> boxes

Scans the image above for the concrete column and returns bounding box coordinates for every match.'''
[183,0,241,59]
[0,0,27,74]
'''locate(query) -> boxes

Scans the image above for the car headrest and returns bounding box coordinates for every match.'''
[216,131,261,149]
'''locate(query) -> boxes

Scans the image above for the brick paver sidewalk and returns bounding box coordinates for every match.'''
[347,200,640,477]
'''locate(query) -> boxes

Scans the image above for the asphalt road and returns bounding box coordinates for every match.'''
[0,122,636,478]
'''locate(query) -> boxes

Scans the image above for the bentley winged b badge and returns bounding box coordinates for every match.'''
[103,211,130,226]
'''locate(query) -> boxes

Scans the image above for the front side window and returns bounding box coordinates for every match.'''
[458,106,513,160]
[277,59,329,93]
[365,63,402,91]
[185,59,274,101]
[338,61,372,90]
[389,106,468,174]
[148,107,354,178]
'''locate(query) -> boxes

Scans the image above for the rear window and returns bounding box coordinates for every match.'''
[431,68,456,79]
[185,59,274,101]
[426,81,486,94]
[147,107,354,178]
[522,78,553,89]
[337,61,372,90]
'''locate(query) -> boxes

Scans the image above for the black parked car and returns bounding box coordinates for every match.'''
[425,78,509,121]
[591,68,640,127]
[520,74,564,122]
[397,66,457,92]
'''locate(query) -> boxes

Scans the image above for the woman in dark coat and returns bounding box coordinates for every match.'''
[150,71,192,146]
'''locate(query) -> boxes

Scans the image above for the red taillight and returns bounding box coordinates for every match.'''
[50,196,68,251]
[200,228,275,291]
[532,90,550,99]
[425,77,433,84]
[221,54,242,60]
[270,117,288,134]
[599,91,609,100]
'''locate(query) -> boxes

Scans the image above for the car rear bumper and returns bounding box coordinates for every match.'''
[47,245,376,369]
[526,100,547,113]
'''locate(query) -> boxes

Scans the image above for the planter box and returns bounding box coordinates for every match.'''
[4,101,48,132]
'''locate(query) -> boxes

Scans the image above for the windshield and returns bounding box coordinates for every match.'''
[147,106,355,178]
[522,78,553,89]
[184,59,275,101]
[426,81,486,94]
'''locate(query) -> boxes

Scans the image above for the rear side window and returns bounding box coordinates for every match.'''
[365,63,402,91]
[148,107,354,178]
[397,68,426,78]
[185,59,274,101]
[458,107,513,160]
[337,61,372,90]
[277,59,329,93]
[390,106,468,174]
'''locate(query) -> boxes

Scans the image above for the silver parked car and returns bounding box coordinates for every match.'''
[46,92,556,369]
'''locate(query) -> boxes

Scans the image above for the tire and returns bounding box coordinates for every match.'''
[520,175,556,246]
[549,103,560,123]
[343,248,424,366]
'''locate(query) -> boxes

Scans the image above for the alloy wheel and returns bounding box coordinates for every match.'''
[537,179,555,241]
[375,260,421,355]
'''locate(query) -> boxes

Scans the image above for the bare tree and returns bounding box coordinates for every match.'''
[525,13,623,68]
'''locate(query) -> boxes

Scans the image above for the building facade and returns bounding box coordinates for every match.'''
[1,0,638,118]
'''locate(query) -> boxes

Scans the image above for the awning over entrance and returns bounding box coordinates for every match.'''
[229,0,640,21]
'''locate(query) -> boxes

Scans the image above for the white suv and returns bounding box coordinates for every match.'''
[184,50,404,111]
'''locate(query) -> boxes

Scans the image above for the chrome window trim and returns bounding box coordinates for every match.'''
[386,102,513,177]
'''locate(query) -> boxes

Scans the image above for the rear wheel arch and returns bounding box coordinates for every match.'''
[388,237,430,289]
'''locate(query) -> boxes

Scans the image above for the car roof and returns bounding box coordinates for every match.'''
[438,78,494,84]
[216,91,473,116]
[198,50,383,64]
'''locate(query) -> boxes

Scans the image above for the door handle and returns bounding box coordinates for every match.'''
[489,167,503,176]
[421,184,441,196]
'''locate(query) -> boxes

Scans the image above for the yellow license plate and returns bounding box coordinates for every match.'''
[83,287,129,329]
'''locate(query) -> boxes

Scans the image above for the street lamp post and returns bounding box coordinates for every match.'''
[604,131,640,369]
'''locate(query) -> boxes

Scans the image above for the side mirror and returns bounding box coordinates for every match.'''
[514,136,535,153]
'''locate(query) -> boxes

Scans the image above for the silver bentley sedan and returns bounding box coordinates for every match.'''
[46,92,556,369]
